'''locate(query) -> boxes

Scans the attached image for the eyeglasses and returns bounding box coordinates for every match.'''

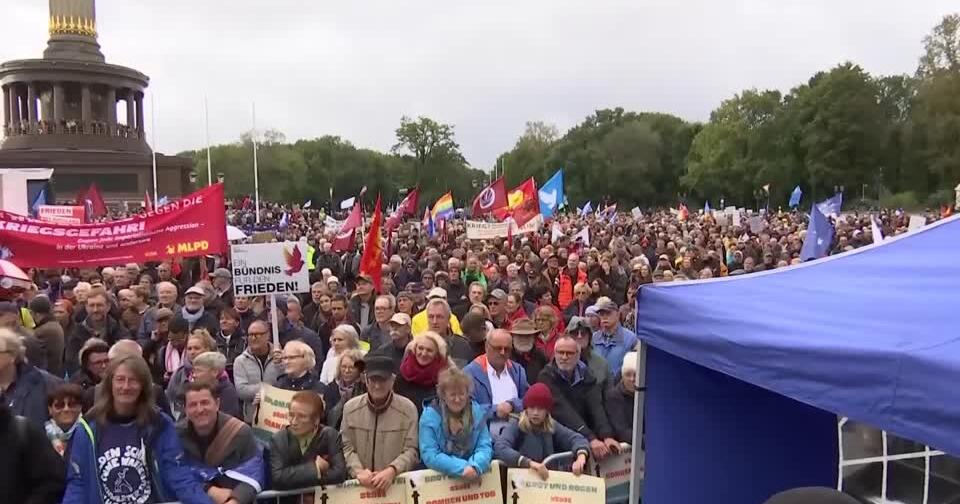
[248,331,268,338]
[52,399,81,409]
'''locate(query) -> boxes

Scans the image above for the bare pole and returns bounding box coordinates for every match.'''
[252,102,260,223]
[205,96,212,186]
[150,94,158,207]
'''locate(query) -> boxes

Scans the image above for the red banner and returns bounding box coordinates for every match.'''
[0,184,227,268]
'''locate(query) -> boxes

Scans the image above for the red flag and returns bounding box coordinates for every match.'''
[942,205,954,218]
[331,203,362,252]
[386,187,419,230]
[143,191,154,212]
[471,178,507,217]
[85,183,107,219]
[359,196,384,292]
[506,178,540,227]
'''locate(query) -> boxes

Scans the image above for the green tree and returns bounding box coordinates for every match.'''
[917,13,960,78]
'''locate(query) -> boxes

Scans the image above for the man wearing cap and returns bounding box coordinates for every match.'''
[341,354,420,490]
[463,329,530,435]
[370,313,413,373]
[209,267,235,317]
[176,285,220,335]
[411,287,463,337]
[29,296,64,378]
[509,318,548,384]
[569,316,609,390]
[591,299,638,380]
[348,274,377,332]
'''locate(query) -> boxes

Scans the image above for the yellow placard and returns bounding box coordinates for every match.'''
[314,476,408,504]
[253,384,297,438]
[507,468,605,504]
[405,463,502,504]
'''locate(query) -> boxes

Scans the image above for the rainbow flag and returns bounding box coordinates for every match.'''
[431,191,454,222]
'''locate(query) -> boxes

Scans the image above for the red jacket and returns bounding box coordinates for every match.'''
[557,267,587,310]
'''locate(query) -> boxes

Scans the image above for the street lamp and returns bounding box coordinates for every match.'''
[189,172,198,185]
[954,182,960,210]
[217,172,225,184]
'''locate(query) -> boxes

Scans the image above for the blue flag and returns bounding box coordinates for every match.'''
[30,186,47,217]
[278,212,289,230]
[789,186,803,208]
[800,203,835,261]
[816,192,843,216]
[579,201,593,216]
[538,169,565,219]
[303,199,312,209]
[426,211,436,238]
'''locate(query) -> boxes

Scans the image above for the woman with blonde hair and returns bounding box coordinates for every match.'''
[276,340,328,396]
[533,305,563,359]
[319,324,362,385]
[419,367,492,479]
[493,383,589,480]
[395,331,449,414]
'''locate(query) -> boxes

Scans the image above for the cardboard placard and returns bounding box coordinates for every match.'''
[464,216,542,240]
[507,468,605,504]
[405,464,502,504]
[253,384,297,439]
[231,242,310,296]
[592,450,636,502]
[315,476,408,504]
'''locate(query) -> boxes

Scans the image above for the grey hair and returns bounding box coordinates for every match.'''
[0,328,24,361]
[376,294,396,310]
[192,351,227,372]
[108,340,143,359]
[426,298,451,317]
[485,328,511,344]
[283,340,316,369]
[332,324,360,348]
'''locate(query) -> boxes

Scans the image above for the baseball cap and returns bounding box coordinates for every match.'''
[594,299,618,313]
[585,305,600,317]
[486,289,507,302]
[184,285,206,297]
[356,274,373,284]
[211,268,232,279]
[566,316,591,334]
[364,354,395,379]
[388,313,411,326]
[427,287,447,300]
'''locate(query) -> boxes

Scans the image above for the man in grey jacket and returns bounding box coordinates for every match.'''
[232,320,283,423]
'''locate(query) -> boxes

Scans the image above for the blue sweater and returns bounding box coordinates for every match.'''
[462,355,529,419]
[592,325,638,379]
[62,413,212,504]
[419,401,493,477]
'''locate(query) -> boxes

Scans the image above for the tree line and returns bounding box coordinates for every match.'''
[180,14,960,211]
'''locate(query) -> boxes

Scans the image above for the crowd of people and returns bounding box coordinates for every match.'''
[0,200,947,504]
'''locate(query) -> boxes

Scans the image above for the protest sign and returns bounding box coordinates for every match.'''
[405,464,502,504]
[230,242,310,297]
[591,449,636,503]
[909,214,926,231]
[251,231,275,243]
[253,384,297,440]
[748,216,767,234]
[0,183,226,268]
[465,215,542,240]
[732,211,742,228]
[315,476,408,504]
[507,468,605,504]
[631,207,643,220]
[37,205,85,224]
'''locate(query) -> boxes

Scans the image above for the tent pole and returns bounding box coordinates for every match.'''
[629,340,648,504]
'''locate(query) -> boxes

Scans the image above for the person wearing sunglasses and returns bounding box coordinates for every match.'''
[45,382,85,458]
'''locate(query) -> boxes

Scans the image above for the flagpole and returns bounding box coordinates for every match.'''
[150,94,158,207]
[252,102,260,224]
[204,96,212,187]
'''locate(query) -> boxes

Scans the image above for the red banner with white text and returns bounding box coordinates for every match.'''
[0,183,227,268]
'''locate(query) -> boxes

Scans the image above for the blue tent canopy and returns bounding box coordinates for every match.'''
[635,214,959,503]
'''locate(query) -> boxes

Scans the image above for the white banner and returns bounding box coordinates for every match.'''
[507,468,605,504]
[465,215,543,240]
[37,205,85,224]
[231,242,310,296]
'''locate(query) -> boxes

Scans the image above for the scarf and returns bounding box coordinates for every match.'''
[337,378,357,403]
[180,306,204,328]
[45,419,78,456]
[165,344,183,374]
[367,391,394,415]
[439,399,474,458]
[399,352,447,387]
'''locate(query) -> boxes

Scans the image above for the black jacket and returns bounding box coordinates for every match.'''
[269,425,346,496]
[276,371,328,396]
[347,294,376,332]
[511,348,548,387]
[537,362,613,441]
[175,310,219,336]
[394,374,436,416]
[64,316,131,376]
[279,323,325,373]
[323,381,366,430]
[605,381,636,443]
[215,330,247,378]
[0,406,65,504]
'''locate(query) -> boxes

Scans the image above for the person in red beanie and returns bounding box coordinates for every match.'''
[493,382,590,480]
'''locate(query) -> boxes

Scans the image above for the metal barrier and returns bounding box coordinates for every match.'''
[160,444,635,504]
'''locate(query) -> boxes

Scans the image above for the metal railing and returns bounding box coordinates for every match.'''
[159,444,635,504]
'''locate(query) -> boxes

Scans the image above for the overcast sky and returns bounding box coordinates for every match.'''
[3,0,955,169]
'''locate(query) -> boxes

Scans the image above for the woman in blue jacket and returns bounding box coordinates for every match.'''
[63,354,211,504]
[419,367,493,480]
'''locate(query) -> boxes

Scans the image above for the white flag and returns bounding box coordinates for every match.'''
[303,200,312,208]
[573,227,590,247]
[871,215,884,243]
[339,196,356,210]
[551,222,564,243]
